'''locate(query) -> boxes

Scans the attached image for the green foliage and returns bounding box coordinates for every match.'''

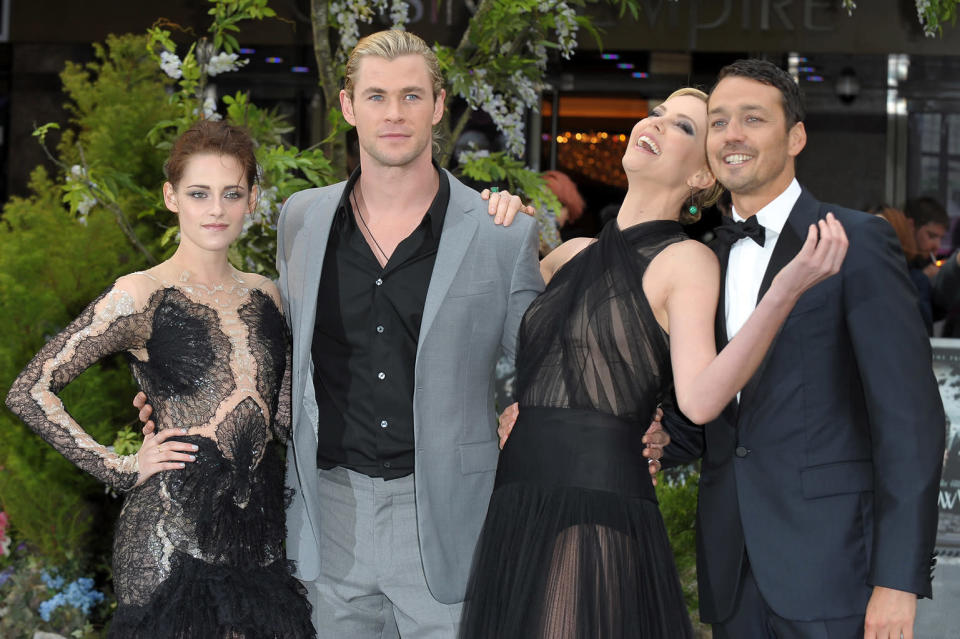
[458,150,562,252]
[207,0,278,53]
[1,0,337,568]
[656,468,704,628]
[55,33,183,265]
[0,547,111,638]
[0,168,141,562]
[138,0,338,274]
[842,0,960,36]
[917,0,960,36]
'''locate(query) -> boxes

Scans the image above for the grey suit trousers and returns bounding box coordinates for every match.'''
[307,467,462,639]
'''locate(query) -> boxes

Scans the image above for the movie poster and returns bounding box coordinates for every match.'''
[932,338,960,547]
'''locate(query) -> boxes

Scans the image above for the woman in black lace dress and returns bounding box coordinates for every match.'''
[5,121,314,638]
[460,89,847,638]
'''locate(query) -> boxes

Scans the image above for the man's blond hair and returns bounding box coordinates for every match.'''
[344,30,443,100]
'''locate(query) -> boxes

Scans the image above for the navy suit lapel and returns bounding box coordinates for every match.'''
[738,188,820,411]
[714,240,732,351]
[755,195,813,305]
[711,237,738,421]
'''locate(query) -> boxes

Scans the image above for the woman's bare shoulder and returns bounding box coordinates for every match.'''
[658,239,719,272]
[244,273,283,310]
[542,237,597,283]
[112,271,166,308]
[646,239,720,296]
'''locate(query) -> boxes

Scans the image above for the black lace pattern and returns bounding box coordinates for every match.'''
[5,272,311,638]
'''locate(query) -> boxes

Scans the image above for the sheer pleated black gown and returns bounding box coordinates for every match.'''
[461,220,694,639]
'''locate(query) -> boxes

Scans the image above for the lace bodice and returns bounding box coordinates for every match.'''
[5,270,292,492]
[516,220,688,422]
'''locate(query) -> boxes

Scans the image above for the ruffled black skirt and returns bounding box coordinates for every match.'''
[460,408,693,639]
[108,435,314,638]
[109,554,313,639]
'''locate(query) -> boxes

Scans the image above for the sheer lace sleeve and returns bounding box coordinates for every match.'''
[4,284,149,491]
[273,344,292,445]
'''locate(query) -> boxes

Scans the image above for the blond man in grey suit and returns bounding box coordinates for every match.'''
[275,31,543,638]
[138,29,665,638]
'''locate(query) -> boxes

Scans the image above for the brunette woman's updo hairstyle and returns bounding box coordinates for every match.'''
[665,87,724,224]
[164,120,259,190]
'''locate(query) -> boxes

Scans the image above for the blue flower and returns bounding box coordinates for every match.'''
[62,577,105,614]
[0,566,13,587]
[37,572,106,621]
[38,592,66,622]
[40,571,65,591]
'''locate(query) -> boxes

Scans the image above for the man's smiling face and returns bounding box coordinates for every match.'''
[707,75,805,209]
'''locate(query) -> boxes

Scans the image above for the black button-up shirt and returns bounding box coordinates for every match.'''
[312,166,450,479]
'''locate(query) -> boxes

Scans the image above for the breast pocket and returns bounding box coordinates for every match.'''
[447,279,496,299]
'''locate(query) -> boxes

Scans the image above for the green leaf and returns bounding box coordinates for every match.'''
[32,122,61,145]
[159,224,180,247]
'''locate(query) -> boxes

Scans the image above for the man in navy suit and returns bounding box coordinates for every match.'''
[663,59,945,639]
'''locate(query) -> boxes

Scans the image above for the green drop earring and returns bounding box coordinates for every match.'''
[687,187,699,217]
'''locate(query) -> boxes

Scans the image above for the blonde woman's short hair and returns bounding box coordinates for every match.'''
[344,30,443,100]
[665,87,724,223]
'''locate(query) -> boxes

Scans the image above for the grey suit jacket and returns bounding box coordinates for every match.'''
[276,170,543,604]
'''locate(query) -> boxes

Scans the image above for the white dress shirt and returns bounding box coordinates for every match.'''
[724,179,802,341]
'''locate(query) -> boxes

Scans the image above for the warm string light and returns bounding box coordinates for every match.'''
[550,130,629,188]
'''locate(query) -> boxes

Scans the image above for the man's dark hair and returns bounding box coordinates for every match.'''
[713,59,805,129]
[904,197,949,228]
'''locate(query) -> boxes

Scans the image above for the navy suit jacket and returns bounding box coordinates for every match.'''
[663,188,945,623]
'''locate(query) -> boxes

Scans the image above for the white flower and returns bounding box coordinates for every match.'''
[535,206,562,251]
[256,185,281,229]
[389,0,408,28]
[554,2,579,58]
[76,193,96,224]
[915,0,937,37]
[457,148,492,165]
[457,68,531,157]
[160,50,183,79]
[206,52,248,76]
[203,96,222,121]
[331,0,401,61]
[512,71,540,108]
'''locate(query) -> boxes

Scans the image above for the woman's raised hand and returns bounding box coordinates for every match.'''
[134,427,197,487]
[480,189,536,226]
[772,212,848,299]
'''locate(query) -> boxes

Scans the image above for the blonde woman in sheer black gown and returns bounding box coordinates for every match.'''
[460,89,848,639]
[5,121,314,638]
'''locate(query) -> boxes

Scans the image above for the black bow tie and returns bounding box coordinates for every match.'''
[715,215,766,247]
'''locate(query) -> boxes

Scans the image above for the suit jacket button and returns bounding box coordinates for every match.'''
[735,446,749,458]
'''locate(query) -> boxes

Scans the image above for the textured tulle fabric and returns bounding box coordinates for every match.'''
[461,220,693,639]
[109,437,313,638]
[5,272,313,638]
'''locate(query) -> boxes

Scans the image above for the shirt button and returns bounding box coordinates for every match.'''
[376,325,384,333]
[735,446,750,458]
[375,278,383,286]
[383,462,392,468]
[377,371,386,380]
[380,420,388,428]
